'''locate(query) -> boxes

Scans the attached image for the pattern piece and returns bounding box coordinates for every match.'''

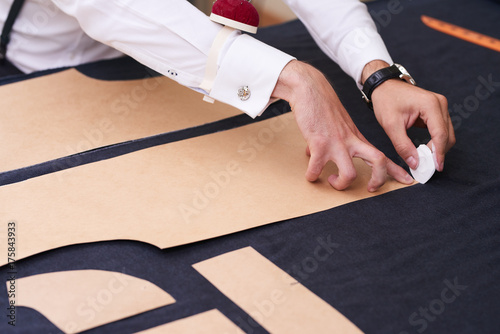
[0,113,412,265]
[0,69,240,172]
[193,247,364,334]
[9,270,175,333]
[136,309,244,334]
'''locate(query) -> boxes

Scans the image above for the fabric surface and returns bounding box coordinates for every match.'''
[0,58,22,77]
[0,0,499,333]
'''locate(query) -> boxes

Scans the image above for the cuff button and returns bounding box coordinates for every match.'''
[237,86,251,101]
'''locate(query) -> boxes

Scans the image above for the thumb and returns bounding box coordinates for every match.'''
[387,126,419,169]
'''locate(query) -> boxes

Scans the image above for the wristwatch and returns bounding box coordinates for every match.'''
[361,63,416,109]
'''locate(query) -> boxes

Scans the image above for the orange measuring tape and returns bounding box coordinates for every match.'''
[421,15,500,53]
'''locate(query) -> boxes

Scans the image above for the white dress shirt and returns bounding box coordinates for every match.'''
[1,0,393,117]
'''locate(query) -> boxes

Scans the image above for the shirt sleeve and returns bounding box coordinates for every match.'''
[282,0,393,89]
[51,0,295,118]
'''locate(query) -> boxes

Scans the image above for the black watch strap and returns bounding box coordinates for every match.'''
[361,64,402,109]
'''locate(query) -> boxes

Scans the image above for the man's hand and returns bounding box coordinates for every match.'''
[272,60,414,192]
[363,60,456,171]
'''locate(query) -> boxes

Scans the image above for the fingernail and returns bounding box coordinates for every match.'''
[406,156,418,169]
[439,161,444,172]
[405,173,414,183]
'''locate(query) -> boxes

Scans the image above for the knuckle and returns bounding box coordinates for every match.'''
[435,93,448,105]
[342,168,357,183]
[307,159,323,177]
[393,142,412,157]
[420,93,447,111]
[433,130,448,143]
[372,150,387,166]
[308,164,323,177]
[383,116,399,129]
[448,134,457,147]
[309,136,330,152]
[369,178,385,191]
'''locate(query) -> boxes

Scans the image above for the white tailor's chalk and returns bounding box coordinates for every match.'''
[410,144,436,184]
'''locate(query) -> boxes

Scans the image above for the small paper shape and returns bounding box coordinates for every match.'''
[135,309,244,334]
[8,270,175,334]
[410,144,436,184]
[193,247,364,334]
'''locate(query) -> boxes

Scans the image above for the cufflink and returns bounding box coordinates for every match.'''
[238,86,251,101]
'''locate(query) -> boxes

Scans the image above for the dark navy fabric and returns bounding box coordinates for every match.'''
[1,0,499,333]
[0,59,23,78]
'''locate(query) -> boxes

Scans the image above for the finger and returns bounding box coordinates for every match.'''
[356,133,414,188]
[385,118,419,169]
[425,95,450,171]
[305,145,311,157]
[354,144,388,192]
[444,99,457,152]
[446,116,457,153]
[305,150,327,182]
[427,115,456,172]
[426,141,439,170]
[327,151,357,191]
[386,159,415,185]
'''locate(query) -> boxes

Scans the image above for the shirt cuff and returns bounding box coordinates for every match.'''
[209,34,295,118]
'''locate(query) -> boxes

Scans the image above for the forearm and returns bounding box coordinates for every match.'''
[51,0,294,117]
[282,0,393,87]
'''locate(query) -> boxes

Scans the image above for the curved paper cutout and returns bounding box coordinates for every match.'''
[9,270,175,334]
[136,309,244,334]
[0,69,240,173]
[0,113,412,265]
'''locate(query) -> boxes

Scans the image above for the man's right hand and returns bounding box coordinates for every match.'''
[272,60,414,192]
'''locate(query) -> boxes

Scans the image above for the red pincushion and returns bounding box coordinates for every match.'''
[211,0,260,33]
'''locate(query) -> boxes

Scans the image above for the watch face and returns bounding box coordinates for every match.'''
[394,63,416,86]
